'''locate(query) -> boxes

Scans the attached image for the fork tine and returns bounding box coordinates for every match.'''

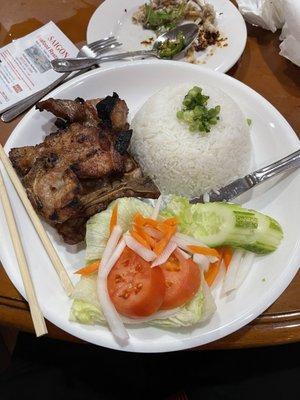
[88,41,116,52]
[89,41,121,53]
[88,36,116,48]
[93,36,116,43]
[91,42,123,56]
[88,39,118,51]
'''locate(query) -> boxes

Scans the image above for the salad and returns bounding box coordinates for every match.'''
[70,197,283,344]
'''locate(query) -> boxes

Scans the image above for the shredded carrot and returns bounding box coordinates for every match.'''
[130,230,151,249]
[153,226,176,255]
[132,213,177,255]
[133,212,145,226]
[204,248,225,286]
[204,262,220,286]
[74,261,100,276]
[222,246,233,269]
[133,225,157,249]
[142,217,162,229]
[156,221,175,234]
[188,245,220,259]
[148,236,157,249]
[133,224,149,241]
[163,217,178,226]
[109,204,118,234]
[158,223,177,236]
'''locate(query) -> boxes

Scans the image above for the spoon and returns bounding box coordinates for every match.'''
[51,23,199,73]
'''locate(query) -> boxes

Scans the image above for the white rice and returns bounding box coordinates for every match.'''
[130,83,252,197]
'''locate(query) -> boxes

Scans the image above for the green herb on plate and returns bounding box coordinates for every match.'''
[144,2,186,33]
[177,86,221,133]
[157,32,185,58]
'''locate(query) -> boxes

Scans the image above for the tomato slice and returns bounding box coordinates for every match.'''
[159,250,201,310]
[107,247,166,317]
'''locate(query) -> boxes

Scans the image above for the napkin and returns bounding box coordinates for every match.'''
[236,0,300,67]
[236,0,284,32]
[279,0,300,67]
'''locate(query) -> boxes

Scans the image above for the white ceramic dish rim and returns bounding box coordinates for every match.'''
[1,60,300,353]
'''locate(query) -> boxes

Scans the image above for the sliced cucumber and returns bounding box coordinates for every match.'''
[181,202,283,254]
[242,211,283,254]
[189,203,239,247]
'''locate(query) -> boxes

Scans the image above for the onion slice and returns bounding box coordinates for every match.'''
[193,253,210,272]
[173,233,218,263]
[97,238,129,345]
[144,226,163,240]
[124,233,156,262]
[151,240,177,267]
[151,195,163,220]
[101,225,123,268]
[222,250,244,294]
[234,251,255,289]
[174,232,208,248]
[211,260,226,292]
[177,248,191,260]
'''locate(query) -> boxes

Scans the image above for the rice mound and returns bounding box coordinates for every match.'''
[130,83,252,197]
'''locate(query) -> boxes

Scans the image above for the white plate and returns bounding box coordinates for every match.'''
[87,0,247,73]
[1,61,300,353]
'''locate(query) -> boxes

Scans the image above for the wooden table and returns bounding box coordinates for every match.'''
[0,0,299,349]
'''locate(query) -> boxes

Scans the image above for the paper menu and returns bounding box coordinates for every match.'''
[0,21,78,113]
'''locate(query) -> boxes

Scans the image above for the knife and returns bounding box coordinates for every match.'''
[190,148,300,204]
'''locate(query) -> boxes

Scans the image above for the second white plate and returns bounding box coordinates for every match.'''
[87,0,247,73]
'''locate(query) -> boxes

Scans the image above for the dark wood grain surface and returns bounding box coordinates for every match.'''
[0,0,299,349]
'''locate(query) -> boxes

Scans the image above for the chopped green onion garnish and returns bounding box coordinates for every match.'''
[177,86,221,134]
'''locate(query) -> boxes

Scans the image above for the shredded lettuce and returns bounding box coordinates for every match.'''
[70,300,105,325]
[70,275,107,325]
[161,195,195,235]
[85,197,153,263]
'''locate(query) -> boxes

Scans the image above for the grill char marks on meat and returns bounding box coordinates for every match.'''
[96,92,118,128]
[9,93,159,244]
[36,93,129,132]
[36,98,100,128]
[115,130,132,155]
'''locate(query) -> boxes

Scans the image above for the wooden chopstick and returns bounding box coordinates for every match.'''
[0,169,47,336]
[0,144,74,296]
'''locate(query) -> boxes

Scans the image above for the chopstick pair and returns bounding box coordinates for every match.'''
[0,144,74,336]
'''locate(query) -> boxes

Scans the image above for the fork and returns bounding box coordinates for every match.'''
[1,37,122,122]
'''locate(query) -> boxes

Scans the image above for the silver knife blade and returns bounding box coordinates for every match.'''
[190,174,256,204]
[190,149,300,204]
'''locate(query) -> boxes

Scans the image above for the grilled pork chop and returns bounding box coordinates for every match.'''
[9,93,159,244]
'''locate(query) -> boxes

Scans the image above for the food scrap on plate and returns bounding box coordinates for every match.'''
[133,0,225,63]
